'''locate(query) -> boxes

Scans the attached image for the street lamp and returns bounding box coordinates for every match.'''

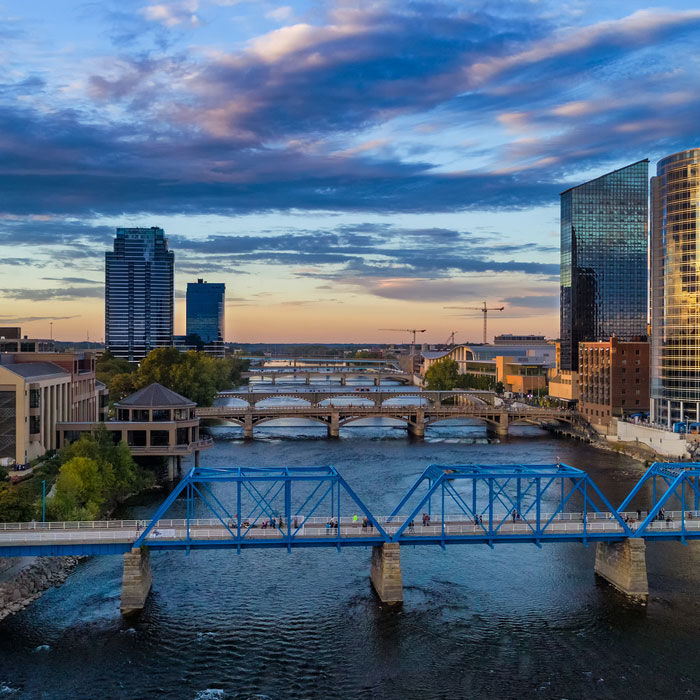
[42,480,46,526]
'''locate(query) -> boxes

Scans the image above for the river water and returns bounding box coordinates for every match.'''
[2,386,700,699]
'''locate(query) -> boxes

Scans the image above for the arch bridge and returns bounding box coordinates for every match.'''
[196,404,576,438]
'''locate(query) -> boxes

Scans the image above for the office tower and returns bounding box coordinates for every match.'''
[559,160,649,371]
[186,279,226,343]
[651,148,700,425]
[105,227,174,363]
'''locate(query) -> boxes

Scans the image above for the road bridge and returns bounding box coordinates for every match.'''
[244,356,402,370]
[2,462,699,612]
[196,404,575,438]
[215,388,496,407]
[243,368,413,385]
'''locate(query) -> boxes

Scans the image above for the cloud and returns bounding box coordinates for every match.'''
[0,287,104,301]
[265,6,293,23]
[503,295,559,309]
[0,316,80,323]
[141,1,200,28]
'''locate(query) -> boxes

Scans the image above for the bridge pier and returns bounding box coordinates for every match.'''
[121,547,152,615]
[374,377,380,386]
[166,456,177,481]
[340,375,346,386]
[305,376,310,385]
[244,414,254,439]
[370,543,403,604]
[328,412,340,438]
[407,411,425,439]
[594,539,648,602]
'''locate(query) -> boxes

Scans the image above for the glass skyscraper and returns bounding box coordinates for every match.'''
[105,227,174,363]
[651,148,700,425]
[186,279,226,343]
[559,160,649,371]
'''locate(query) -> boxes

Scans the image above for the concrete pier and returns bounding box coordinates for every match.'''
[328,412,340,438]
[370,543,403,604]
[244,414,254,439]
[407,411,425,438]
[121,547,152,615]
[594,539,648,602]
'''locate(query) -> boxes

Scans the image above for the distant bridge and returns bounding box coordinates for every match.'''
[2,462,700,611]
[244,356,402,370]
[215,388,496,407]
[243,367,413,385]
[196,404,575,438]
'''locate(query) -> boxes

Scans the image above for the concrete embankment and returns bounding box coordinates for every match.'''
[0,556,81,622]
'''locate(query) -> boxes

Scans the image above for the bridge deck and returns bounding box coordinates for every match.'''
[0,512,695,556]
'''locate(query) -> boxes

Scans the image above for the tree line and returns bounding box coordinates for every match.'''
[97,348,249,406]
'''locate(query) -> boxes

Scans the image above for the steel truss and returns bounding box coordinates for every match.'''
[618,462,700,542]
[387,463,631,546]
[133,466,389,552]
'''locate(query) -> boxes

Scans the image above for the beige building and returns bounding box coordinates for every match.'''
[421,343,554,393]
[547,342,579,403]
[0,362,72,465]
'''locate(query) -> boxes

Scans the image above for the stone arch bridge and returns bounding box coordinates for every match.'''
[196,404,579,438]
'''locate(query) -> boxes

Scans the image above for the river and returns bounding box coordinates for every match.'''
[1,391,700,699]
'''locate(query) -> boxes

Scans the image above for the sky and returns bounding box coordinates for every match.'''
[1,0,700,344]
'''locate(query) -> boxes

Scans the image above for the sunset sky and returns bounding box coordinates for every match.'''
[2,0,700,343]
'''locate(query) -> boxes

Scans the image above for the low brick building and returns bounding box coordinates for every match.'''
[578,337,649,430]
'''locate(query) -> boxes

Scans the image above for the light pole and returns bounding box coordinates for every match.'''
[42,480,46,526]
[49,322,53,340]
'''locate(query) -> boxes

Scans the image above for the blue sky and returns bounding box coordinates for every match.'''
[1,0,699,342]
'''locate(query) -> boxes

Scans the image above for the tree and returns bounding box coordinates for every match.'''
[96,351,136,397]
[50,456,104,521]
[424,359,459,390]
[110,373,136,401]
[134,348,249,406]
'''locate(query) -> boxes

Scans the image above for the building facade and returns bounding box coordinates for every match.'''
[105,227,174,363]
[578,337,650,430]
[0,362,72,465]
[651,148,700,425]
[186,279,225,344]
[421,344,555,393]
[560,160,649,372]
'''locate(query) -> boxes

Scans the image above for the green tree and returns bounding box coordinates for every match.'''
[50,456,104,521]
[424,359,460,390]
[110,372,136,401]
[0,484,35,522]
[96,351,136,396]
[134,348,249,406]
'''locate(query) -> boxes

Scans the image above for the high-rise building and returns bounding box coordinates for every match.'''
[650,148,700,425]
[559,160,649,371]
[105,227,174,363]
[186,279,226,343]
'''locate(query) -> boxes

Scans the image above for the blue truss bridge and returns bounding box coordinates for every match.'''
[1,462,699,612]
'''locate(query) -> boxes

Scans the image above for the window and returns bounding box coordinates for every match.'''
[152,409,171,421]
[29,389,40,409]
[176,427,190,445]
[150,430,170,447]
[29,415,41,434]
[132,409,149,421]
[127,431,147,447]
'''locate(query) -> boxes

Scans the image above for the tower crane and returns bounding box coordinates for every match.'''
[444,301,504,344]
[378,328,427,356]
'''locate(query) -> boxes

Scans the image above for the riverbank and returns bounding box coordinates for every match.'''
[0,556,81,622]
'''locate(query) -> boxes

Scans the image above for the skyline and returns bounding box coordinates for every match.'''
[2,1,700,342]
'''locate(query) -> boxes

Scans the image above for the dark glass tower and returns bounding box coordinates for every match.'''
[186,279,226,343]
[559,160,649,371]
[105,227,174,363]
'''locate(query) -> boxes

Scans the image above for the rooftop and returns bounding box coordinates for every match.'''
[0,362,70,379]
[116,382,196,408]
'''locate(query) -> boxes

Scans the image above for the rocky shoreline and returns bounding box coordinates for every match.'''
[0,556,82,622]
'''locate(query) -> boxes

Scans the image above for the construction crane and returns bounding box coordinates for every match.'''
[444,301,504,345]
[379,328,427,355]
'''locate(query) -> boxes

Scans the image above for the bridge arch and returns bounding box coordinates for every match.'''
[253,396,313,408]
[437,392,488,406]
[338,414,410,428]
[252,415,330,428]
[380,395,433,407]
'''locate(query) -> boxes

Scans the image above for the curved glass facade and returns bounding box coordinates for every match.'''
[651,148,700,424]
[560,160,649,371]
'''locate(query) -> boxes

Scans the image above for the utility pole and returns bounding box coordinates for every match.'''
[444,302,504,344]
[49,322,53,340]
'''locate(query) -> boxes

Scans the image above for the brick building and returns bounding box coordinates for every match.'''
[578,337,650,430]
